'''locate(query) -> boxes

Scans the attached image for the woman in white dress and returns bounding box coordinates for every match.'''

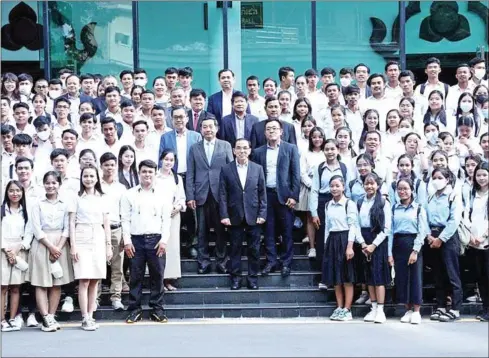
[69,165,112,331]
[156,150,186,291]
[1,180,30,332]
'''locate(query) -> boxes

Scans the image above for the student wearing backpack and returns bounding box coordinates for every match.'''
[389,154,427,205]
[356,173,391,323]
[426,168,463,322]
[389,178,429,325]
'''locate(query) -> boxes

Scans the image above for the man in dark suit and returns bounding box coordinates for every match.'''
[187,117,234,274]
[186,88,208,133]
[219,138,267,290]
[250,96,297,149]
[59,74,93,113]
[164,88,190,129]
[207,69,250,127]
[220,91,258,148]
[251,118,300,277]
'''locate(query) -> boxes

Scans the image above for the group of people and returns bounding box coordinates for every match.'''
[1,56,488,332]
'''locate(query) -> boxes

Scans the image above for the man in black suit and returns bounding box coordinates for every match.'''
[251,118,300,277]
[186,88,208,133]
[219,138,267,290]
[220,91,259,148]
[250,96,297,149]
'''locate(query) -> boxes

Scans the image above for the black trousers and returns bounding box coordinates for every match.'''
[18,283,36,315]
[229,221,261,285]
[127,234,166,312]
[467,247,489,309]
[196,192,227,268]
[180,174,197,249]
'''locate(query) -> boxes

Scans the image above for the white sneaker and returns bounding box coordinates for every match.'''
[112,299,125,311]
[466,294,481,303]
[13,314,24,328]
[302,237,310,244]
[1,320,14,332]
[374,310,386,323]
[318,283,328,290]
[61,296,74,313]
[338,309,353,321]
[307,248,316,258]
[81,317,96,331]
[8,318,21,331]
[410,311,421,324]
[27,313,39,327]
[90,318,100,330]
[364,308,377,322]
[49,314,61,330]
[400,310,413,323]
[41,315,56,332]
[365,298,371,305]
[355,291,369,304]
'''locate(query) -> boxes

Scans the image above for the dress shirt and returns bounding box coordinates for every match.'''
[204,139,216,164]
[101,179,126,224]
[175,131,188,173]
[222,91,233,118]
[324,196,358,243]
[52,121,75,141]
[147,127,172,150]
[155,173,187,209]
[389,201,429,256]
[345,107,363,149]
[66,153,80,179]
[69,192,108,225]
[468,190,489,249]
[15,123,36,138]
[235,114,246,139]
[66,95,81,119]
[265,143,280,188]
[247,96,266,120]
[77,134,104,158]
[30,196,69,239]
[300,151,328,188]
[357,194,391,247]
[414,81,448,99]
[446,83,475,116]
[359,95,397,132]
[99,107,123,123]
[134,141,157,169]
[236,162,248,188]
[99,138,124,158]
[426,186,463,242]
[384,84,403,100]
[120,185,172,245]
[1,205,30,248]
[388,176,427,206]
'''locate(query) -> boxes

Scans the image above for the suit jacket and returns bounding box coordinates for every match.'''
[91,96,107,115]
[251,141,300,205]
[206,90,251,126]
[158,129,202,169]
[186,138,234,205]
[165,106,191,129]
[250,119,297,149]
[60,93,93,105]
[219,161,267,226]
[220,113,258,148]
[186,109,209,133]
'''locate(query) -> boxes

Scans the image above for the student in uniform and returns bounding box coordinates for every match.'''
[1,180,30,332]
[389,154,427,205]
[322,175,358,321]
[426,167,463,322]
[118,145,139,189]
[29,171,74,332]
[356,173,392,323]
[69,165,112,331]
[78,149,97,169]
[426,150,463,196]
[466,162,489,321]
[389,178,429,325]
[462,155,482,206]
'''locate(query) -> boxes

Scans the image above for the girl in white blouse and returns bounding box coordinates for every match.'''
[1,180,30,332]
[69,165,112,331]
[29,171,74,332]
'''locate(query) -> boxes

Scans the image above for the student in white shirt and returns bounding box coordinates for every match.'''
[117,145,140,190]
[414,57,449,100]
[358,109,380,151]
[246,75,266,120]
[132,120,157,167]
[446,63,475,116]
[278,90,293,123]
[13,102,36,138]
[263,78,278,98]
[454,93,482,138]
[423,90,454,135]
[360,73,397,132]
[32,116,56,179]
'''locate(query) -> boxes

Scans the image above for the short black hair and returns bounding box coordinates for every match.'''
[12,133,33,146]
[189,88,206,99]
[62,128,78,139]
[1,124,15,136]
[354,63,370,74]
[178,67,193,77]
[165,67,178,75]
[1,96,11,106]
[100,152,117,165]
[384,61,400,72]
[13,102,30,112]
[304,68,318,77]
[456,63,470,71]
[119,70,134,80]
[218,68,234,78]
[121,100,135,109]
[344,85,360,95]
[49,79,62,86]
[134,68,147,76]
[79,112,96,124]
[132,120,149,129]
[399,70,415,82]
[265,118,283,129]
[246,75,259,84]
[101,117,117,128]
[367,73,386,86]
[55,97,71,107]
[104,86,121,96]
[151,104,166,113]
[18,73,33,83]
[425,57,441,67]
[320,67,336,77]
[278,66,295,81]
[80,74,95,82]
[50,148,70,161]
[15,156,34,169]
[469,57,485,68]
[138,159,157,171]
[33,116,51,129]
[231,91,247,103]
[339,67,354,76]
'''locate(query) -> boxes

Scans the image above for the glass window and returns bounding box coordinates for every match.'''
[48,1,133,77]
[138,1,224,95]
[316,2,400,75]
[234,1,312,92]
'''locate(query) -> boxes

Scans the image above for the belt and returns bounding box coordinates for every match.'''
[132,233,161,239]
[266,187,277,193]
[110,223,121,230]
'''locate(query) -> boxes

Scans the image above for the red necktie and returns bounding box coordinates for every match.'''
[193,112,199,130]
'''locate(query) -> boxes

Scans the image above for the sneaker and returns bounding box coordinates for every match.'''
[90,318,100,330]
[49,314,61,330]
[27,313,39,327]
[318,283,328,290]
[355,291,369,305]
[150,310,168,323]
[400,310,413,323]
[438,310,460,322]
[330,307,342,320]
[466,294,481,303]
[112,299,125,311]
[374,310,386,323]
[81,317,96,331]
[364,308,377,322]
[126,309,143,324]
[479,312,489,322]
[430,308,445,321]
[307,248,316,258]
[61,296,74,313]
[337,308,353,321]
[8,318,21,331]
[365,298,371,305]
[41,315,56,332]
[302,237,310,244]
[410,311,422,324]
[1,320,14,332]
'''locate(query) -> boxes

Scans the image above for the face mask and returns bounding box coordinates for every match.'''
[399,128,410,137]
[425,131,438,145]
[49,90,62,99]
[340,78,351,87]
[474,69,486,80]
[37,130,50,141]
[134,79,146,87]
[19,85,32,96]
[482,109,488,119]
[460,103,473,113]
[432,178,448,191]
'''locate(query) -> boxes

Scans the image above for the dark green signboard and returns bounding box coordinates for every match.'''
[241,2,263,29]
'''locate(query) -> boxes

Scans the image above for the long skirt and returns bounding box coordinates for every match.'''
[1,237,27,286]
[361,228,391,286]
[164,213,182,279]
[322,230,356,286]
[28,230,75,287]
[73,224,107,280]
[393,233,423,305]
[295,184,310,212]
[315,192,332,273]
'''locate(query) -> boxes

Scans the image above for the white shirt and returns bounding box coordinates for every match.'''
[247,96,266,120]
[175,131,188,173]
[359,95,397,132]
[446,83,475,116]
[99,138,124,158]
[133,141,158,169]
[29,196,70,240]
[77,134,104,159]
[15,123,36,138]
[414,81,448,99]
[324,196,358,243]
[120,185,172,245]
[204,139,216,163]
[235,114,246,139]
[222,91,233,118]
[468,190,488,249]
[1,205,30,249]
[236,162,248,188]
[384,84,403,100]
[69,192,108,225]
[101,179,126,224]
[98,107,123,124]
[300,150,325,188]
[265,143,280,188]
[155,173,186,209]
[147,127,172,150]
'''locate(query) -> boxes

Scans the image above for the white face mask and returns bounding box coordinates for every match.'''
[474,68,486,80]
[399,128,410,137]
[49,90,62,99]
[432,178,448,191]
[425,131,438,145]
[460,103,473,113]
[19,84,32,96]
[37,130,51,141]
[340,78,351,87]
[134,79,146,87]
[482,109,488,119]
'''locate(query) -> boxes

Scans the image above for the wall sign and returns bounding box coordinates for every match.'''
[241,2,263,29]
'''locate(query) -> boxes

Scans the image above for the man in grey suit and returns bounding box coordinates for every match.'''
[219,138,267,290]
[187,117,234,274]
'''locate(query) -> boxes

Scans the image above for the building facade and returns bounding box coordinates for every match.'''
[1,1,488,94]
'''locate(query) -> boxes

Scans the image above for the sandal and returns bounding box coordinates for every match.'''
[438,311,460,322]
[430,309,445,321]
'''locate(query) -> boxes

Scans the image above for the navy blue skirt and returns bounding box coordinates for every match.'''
[361,228,391,286]
[323,230,355,286]
[393,233,423,305]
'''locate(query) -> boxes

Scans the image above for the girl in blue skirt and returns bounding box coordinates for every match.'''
[356,173,392,323]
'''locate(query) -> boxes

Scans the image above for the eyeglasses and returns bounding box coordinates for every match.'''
[36,85,48,89]
[172,115,186,120]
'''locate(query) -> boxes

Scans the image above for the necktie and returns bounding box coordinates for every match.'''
[193,112,199,130]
